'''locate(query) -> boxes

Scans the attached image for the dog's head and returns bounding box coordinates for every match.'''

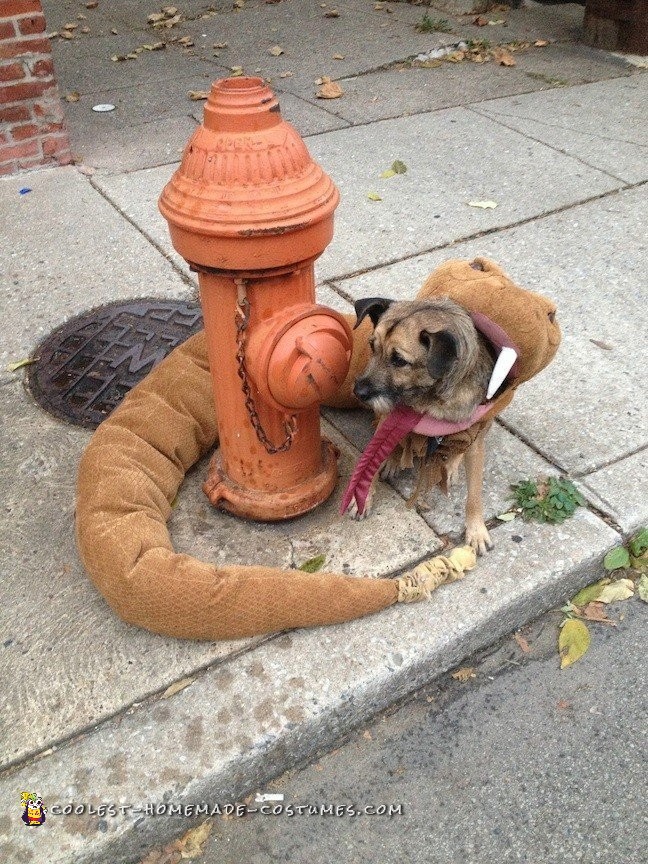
[352,296,482,414]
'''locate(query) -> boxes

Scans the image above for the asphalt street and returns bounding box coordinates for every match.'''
[200,579,647,864]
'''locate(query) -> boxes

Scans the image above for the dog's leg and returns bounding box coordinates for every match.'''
[463,428,493,555]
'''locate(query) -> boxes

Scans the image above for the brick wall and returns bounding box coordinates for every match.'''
[0,0,72,175]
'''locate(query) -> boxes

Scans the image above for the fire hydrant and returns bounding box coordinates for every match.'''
[159,77,352,521]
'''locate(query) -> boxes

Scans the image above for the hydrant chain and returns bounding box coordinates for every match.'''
[234,283,297,455]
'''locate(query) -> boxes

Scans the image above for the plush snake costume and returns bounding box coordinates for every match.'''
[76,258,560,640]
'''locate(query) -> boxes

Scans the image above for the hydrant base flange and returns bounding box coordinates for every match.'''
[203,439,339,522]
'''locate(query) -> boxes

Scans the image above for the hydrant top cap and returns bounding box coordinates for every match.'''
[204,76,281,134]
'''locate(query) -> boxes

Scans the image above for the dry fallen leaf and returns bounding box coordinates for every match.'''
[473,15,488,26]
[59,30,74,39]
[468,200,498,209]
[316,76,343,99]
[451,666,476,682]
[367,191,382,201]
[494,48,516,66]
[188,90,210,100]
[230,65,244,76]
[7,358,37,372]
[64,91,81,102]
[332,53,345,60]
[63,21,78,30]
[213,42,228,49]
[556,699,572,710]
[578,601,616,625]
[590,338,613,351]
[362,730,372,740]
[269,45,284,56]
[85,1,98,7]
[162,676,195,699]
[279,70,293,78]
[596,579,634,604]
[176,821,212,859]
[514,632,531,653]
[324,9,340,17]
[559,619,590,669]
[534,39,549,47]
[178,36,194,46]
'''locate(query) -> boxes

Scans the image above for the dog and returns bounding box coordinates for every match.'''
[345,295,497,555]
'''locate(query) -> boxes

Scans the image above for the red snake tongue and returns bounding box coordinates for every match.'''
[340,405,421,516]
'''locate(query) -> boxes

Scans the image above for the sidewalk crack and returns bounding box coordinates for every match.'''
[466,105,633,184]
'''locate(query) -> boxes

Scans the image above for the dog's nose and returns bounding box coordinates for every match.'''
[353,378,373,402]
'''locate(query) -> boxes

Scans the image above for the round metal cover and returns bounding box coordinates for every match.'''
[28,298,203,429]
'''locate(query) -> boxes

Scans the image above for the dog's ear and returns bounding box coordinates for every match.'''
[353,297,394,330]
[420,329,458,379]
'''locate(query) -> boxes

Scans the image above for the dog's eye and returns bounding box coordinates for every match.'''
[390,352,410,368]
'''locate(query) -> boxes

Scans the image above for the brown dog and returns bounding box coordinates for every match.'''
[346,296,497,555]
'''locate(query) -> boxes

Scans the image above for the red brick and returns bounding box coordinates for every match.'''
[0,61,25,82]
[0,138,39,161]
[0,160,19,175]
[0,38,49,60]
[42,133,70,156]
[0,78,50,103]
[29,57,53,78]
[0,21,17,40]
[0,103,30,122]
[1,1,41,16]
[20,154,48,168]
[17,14,45,35]
[37,120,63,134]
[11,122,39,140]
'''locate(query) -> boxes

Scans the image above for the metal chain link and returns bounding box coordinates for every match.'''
[234,280,297,454]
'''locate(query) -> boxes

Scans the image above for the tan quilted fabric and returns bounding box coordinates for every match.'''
[75,257,559,640]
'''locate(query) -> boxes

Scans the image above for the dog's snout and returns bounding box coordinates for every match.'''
[353,378,374,402]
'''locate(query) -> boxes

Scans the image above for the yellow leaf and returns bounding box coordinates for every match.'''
[559,619,590,668]
[468,200,498,209]
[7,357,37,372]
[162,676,195,698]
[596,579,634,604]
[380,168,396,179]
[451,666,476,682]
[367,192,382,201]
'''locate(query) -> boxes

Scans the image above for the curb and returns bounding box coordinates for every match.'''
[1,509,619,864]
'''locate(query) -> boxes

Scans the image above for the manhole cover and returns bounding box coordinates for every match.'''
[28,298,203,429]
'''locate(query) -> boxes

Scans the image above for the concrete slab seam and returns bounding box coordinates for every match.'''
[87,173,198,290]
[465,105,634,185]
[326,180,641,285]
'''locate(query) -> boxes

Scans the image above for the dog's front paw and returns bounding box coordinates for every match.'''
[465,520,493,556]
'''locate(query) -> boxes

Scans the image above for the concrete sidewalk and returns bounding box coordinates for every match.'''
[1,2,646,861]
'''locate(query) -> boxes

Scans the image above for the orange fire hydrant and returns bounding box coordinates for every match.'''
[159,77,352,521]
